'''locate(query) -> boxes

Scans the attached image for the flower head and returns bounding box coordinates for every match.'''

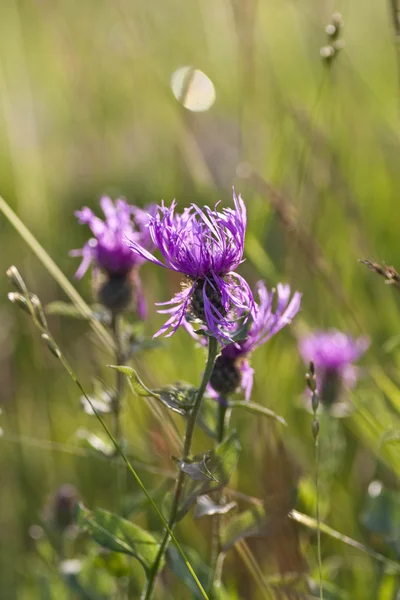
[299,329,369,409]
[127,188,253,342]
[71,196,152,278]
[209,282,302,401]
[71,197,153,315]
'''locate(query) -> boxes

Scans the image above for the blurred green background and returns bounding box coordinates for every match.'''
[3,0,400,598]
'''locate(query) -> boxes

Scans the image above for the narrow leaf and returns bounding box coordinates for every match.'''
[109,365,153,398]
[229,401,287,426]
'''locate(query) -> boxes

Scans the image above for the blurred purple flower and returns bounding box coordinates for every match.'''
[71,197,153,316]
[127,188,253,342]
[209,282,302,401]
[299,329,369,408]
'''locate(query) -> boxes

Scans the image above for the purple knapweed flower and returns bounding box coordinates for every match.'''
[209,282,302,402]
[71,196,153,316]
[299,329,369,409]
[127,189,253,342]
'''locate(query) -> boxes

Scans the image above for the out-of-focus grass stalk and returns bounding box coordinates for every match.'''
[142,337,218,600]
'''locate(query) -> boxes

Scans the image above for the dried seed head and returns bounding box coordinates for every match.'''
[8,292,31,315]
[29,294,48,329]
[331,12,343,28]
[7,266,28,295]
[41,333,62,359]
[320,45,335,60]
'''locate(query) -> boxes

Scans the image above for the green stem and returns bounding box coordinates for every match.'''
[208,401,227,595]
[142,336,219,600]
[315,432,323,600]
[111,312,124,444]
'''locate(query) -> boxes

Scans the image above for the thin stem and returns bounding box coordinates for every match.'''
[111,313,124,443]
[208,401,227,595]
[142,336,219,600]
[111,312,126,534]
[315,431,323,600]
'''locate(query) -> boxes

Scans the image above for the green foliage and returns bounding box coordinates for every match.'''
[175,433,241,520]
[75,504,165,574]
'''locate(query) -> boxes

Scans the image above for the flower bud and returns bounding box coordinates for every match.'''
[209,354,241,396]
[47,484,79,531]
[98,274,133,313]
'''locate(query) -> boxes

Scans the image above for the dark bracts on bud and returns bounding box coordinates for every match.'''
[210,354,241,397]
[46,484,78,531]
[98,274,133,313]
[319,368,341,408]
[189,277,227,322]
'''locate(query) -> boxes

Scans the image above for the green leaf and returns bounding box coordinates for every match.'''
[229,401,287,426]
[194,495,237,519]
[154,383,197,415]
[177,457,217,482]
[176,432,241,520]
[109,365,154,398]
[166,546,211,600]
[75,504,164,574]
[93,550,131,578]
[221,506,266,551]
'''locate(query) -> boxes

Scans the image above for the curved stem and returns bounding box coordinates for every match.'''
[142,336,219,600]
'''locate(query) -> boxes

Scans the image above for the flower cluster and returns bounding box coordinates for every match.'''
[71,188,369,406]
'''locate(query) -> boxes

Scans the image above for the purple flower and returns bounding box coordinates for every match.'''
[127,188,253,342]
[299,329,369,408]
[71,197,153,316]
[209,282,302,401]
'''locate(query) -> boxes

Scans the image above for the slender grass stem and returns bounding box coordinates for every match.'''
[315,431,323,600]
[142,337,219,600]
